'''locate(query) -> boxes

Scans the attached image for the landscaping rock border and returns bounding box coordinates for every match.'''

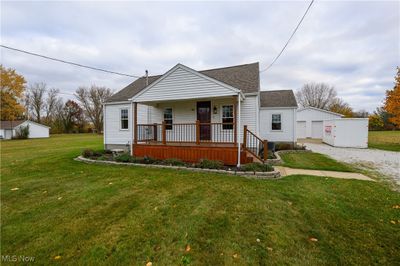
[75,156,281,180]
[266,149,312,165]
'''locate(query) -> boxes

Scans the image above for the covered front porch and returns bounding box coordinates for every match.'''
[130,97,267,166]
[131,96,244,165]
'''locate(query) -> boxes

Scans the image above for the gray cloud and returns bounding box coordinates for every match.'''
[1,1,398,111]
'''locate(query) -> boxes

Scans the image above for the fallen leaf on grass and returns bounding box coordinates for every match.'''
[309,237,318,242]
[58,197,62,200]
[108,182,113,185]
[390,220,396,224]
[232,253,239,259]
[185,244,191,252]
[10,187,19,191]
[54,255,61,260]
[43,190,47,194]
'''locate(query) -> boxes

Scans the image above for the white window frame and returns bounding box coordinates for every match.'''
[221,104,234,130]
[164,107,173,130]
[120,108,129,130]
[271,113,282,131]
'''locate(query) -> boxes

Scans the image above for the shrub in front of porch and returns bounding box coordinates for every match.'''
[162,158,186,166]
[82,149,106,159]
[196,159,224,169]
[241,162,274,172]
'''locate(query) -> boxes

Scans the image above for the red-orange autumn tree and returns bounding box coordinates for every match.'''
[384,67,400,128]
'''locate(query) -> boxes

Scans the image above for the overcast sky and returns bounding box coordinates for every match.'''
[1,1,399,112]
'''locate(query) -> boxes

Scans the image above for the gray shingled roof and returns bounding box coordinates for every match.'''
[106,62,259,102]
[0,120,25,129]
[260,90,298,108]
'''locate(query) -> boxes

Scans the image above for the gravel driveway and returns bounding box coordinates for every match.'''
[304,143,400,185]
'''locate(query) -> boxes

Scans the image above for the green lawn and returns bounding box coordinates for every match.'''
[279,152,354,172]
[369,131,400,152]
[1,135,399,265]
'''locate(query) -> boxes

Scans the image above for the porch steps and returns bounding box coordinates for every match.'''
[245,151,263,164]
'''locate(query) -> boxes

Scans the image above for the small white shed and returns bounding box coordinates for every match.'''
[296,107,344,139]
[0,120,50,139]
[323,118,369,148]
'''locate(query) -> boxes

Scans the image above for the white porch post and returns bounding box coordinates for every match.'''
[237,93,241,168]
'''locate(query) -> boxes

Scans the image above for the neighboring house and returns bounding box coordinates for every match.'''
[104,62,298,166]
[0,120,50,139]
[296,107,344,139]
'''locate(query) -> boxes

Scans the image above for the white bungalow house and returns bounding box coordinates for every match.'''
[104,62,298,166]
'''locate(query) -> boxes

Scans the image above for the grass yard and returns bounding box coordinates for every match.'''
[369,131,400,152]
[1,134,399,265]
[279,152,354,172]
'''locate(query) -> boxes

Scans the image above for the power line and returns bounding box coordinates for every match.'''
[0,44,143,78]
[260,0,315,73]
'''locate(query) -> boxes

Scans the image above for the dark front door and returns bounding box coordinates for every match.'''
[197,101,211,141]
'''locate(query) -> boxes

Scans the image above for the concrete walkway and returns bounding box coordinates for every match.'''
[274,166,374,181]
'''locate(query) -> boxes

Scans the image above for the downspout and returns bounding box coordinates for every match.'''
[103,104,106,149]
[293,108,296,145]
[131,101,134,156]
[237,93,241,168]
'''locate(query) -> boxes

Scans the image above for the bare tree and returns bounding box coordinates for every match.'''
[44,88,60,122]
[27,82,47,123]
[296,83,337,109]
[75,85,112,133]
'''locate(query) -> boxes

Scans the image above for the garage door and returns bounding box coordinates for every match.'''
[311,121,323,138]
[296,121,306,138]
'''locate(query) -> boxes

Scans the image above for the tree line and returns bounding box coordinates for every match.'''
[1,64,399,133]
[295,67,400,130]
[1,65,112,133]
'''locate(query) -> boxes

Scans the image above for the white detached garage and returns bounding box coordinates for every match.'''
[296,107,343,139]
[0,120,50,139]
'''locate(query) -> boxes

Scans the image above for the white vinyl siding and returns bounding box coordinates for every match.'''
[240,95,258,139]
[260,108,296,142]
[134,66,238,102]
[104,103,149,145]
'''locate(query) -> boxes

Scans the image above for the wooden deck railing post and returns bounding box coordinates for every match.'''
[153,123,158,141]
[243,125,247,149]
[196,120,200,145]
[162,121,166,144]
[263,140,268,161]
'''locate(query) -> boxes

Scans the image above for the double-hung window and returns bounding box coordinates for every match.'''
[120,109,129,130]
[222,105,234,130]
[271,114,281,131]
[164,108,173,130]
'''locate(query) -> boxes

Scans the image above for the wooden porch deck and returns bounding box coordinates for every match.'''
[132,122,267,166]
[133,143,248,166]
